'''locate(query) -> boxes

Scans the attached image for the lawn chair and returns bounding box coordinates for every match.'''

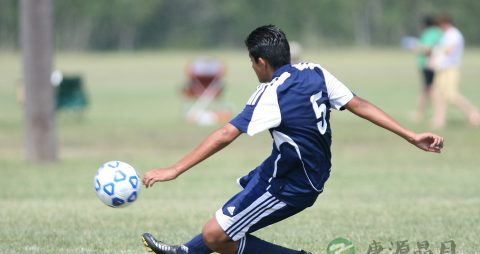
[53,71,88,115]
[182,57,232,125]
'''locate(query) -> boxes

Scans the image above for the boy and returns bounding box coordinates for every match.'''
[430,14,480,128]
[142,25,444,254]
[412,15,443,122]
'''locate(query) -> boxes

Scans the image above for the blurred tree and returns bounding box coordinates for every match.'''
[0,0,19,49]
[20,0,57,162]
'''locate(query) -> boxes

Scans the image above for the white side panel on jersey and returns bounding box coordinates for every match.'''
[246,83,268,105]
[272,130,322,192]
[246,72,291,136]
[293,63,354,110]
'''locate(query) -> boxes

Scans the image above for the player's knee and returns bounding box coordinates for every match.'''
[202,218,230,247]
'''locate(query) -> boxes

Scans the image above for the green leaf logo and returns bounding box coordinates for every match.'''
[326,238,355,254]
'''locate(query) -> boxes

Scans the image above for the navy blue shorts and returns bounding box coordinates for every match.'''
[215,170,306,241]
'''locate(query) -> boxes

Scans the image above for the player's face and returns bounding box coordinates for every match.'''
[439,22,449,31]
[250,56,270,83]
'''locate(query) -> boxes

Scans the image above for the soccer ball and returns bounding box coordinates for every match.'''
[94,161,141,208]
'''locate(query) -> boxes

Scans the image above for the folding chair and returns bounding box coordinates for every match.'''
[54,72,88,115]
[182,57,231,125]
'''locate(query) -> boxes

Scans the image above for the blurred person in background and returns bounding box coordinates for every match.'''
[430,14,480,128]
[412,15,443,122]
[289,41,303,64]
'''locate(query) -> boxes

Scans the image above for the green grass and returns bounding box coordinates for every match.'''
[1,49,479,253]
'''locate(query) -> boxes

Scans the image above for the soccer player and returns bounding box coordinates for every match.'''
[142,25,444,254]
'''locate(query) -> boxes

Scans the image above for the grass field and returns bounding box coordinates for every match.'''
[0,49,479,254]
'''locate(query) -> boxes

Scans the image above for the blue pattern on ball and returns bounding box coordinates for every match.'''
[95,179,101,191]
[127,191,137,202]
[112,197,125,206]
[107,161,120,168]
[103,183,114,196]
[114,170,126,182]
[129,176,138,189]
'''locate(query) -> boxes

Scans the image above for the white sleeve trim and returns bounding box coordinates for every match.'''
[321,67,353,110]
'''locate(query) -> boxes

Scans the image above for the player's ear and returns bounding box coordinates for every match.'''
[258,57,268,69]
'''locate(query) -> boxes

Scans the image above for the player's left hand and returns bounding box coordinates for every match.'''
[142,168,179,188]
[410,132,444,153]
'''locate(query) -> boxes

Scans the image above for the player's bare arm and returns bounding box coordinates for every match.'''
[142,123,242,188]
[345,95,444,153]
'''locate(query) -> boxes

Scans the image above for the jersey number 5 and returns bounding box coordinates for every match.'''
[310,91,328,135]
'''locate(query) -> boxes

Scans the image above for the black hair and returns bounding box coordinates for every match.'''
[245,25,291,69]
[422,15,437,27]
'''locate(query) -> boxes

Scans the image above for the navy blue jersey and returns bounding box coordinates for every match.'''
[230,63,354,207]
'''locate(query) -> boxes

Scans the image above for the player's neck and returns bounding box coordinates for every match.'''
[266,67,275,81]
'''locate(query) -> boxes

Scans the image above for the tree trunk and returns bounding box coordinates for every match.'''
[20,0,57,162]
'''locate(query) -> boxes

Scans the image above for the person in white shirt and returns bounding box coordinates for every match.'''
[430,14,480,128]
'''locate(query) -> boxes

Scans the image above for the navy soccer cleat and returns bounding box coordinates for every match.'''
[142,233,188,254]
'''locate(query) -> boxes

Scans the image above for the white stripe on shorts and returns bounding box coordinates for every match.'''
[236,237,246,254]
[215,192,287,241]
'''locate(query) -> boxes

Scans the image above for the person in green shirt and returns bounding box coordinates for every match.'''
[413,16,443,122]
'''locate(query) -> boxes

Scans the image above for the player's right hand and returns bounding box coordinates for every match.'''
[142,168,179,188]
[411,132,444,153]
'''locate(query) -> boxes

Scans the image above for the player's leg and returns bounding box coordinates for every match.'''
[445,69,480,126]
[142,169,311,254]
[208,187,310,254]
[432,70,448,129]
[202,217,310,254]
[184,234,213,253]
[424,69,435,109]
[414,68,434,121]
[142,191,308,254]
[141,169,256,254]
[202,217,238,253]
[451,91,480,126]
[182,168,261,253]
